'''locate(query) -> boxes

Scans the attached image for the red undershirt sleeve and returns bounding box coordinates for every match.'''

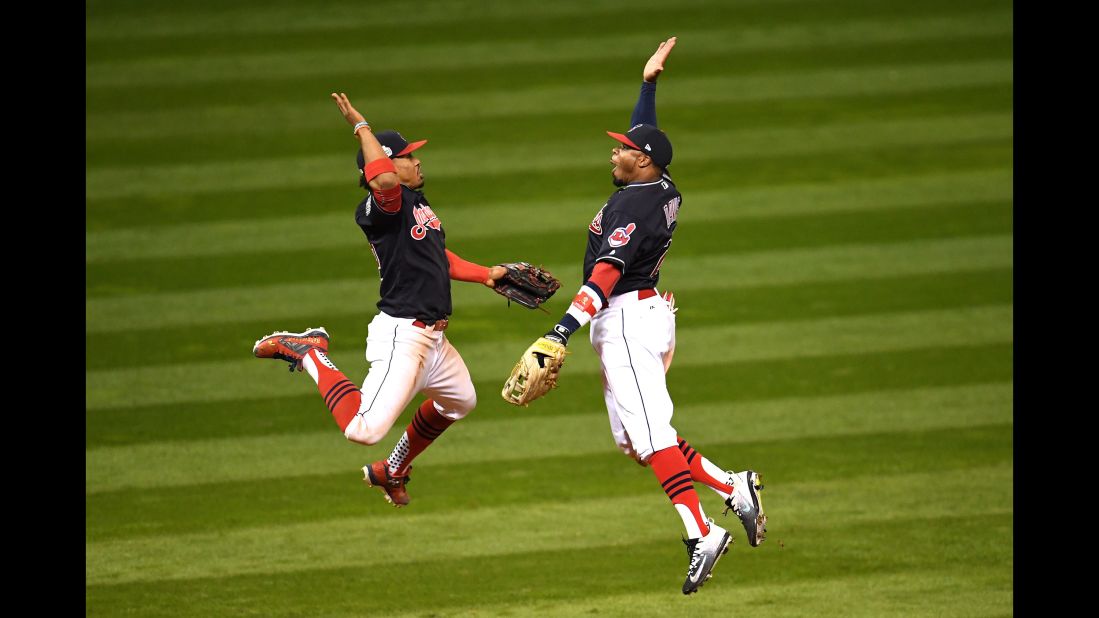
[445,249,491,283]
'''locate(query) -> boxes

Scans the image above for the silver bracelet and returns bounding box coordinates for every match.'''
[353,121,370,135]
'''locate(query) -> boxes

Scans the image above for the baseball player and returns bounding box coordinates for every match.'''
[532,38,768,594]
[252,93,510,507]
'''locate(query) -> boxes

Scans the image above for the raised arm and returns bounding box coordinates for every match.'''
[331,92,399,193]
[630,36,677,128]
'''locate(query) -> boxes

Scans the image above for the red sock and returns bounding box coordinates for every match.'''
[650,446,709,537]
[678,436,735,494]
[387,399,455,476]
[306,349,361,431]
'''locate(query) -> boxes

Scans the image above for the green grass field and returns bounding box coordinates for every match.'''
[87,0,1013,615]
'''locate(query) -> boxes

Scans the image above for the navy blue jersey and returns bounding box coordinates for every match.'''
[355,185,451,321]
[584,175,682,292]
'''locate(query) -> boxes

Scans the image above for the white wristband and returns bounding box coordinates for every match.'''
[353,121,370,135]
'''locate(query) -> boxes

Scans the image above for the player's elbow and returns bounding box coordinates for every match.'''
[369,172,399,192]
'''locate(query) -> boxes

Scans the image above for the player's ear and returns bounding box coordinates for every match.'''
[636,153,653,168]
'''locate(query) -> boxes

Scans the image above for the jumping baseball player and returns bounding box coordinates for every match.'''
[505,37,768,594]
[252,93,512,507]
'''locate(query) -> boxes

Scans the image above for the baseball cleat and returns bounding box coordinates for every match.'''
[253,327,330,372]
[681,520,732,595]
[724,470,767,547]
[363,460,411,507]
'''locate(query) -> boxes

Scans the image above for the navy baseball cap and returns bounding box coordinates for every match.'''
[356,130,428,168]
[607,124,673,169]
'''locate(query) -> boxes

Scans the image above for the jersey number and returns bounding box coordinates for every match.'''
[649,240,672,278]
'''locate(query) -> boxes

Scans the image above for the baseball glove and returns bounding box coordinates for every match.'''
[501,337,568,406]
[493,262,561,310]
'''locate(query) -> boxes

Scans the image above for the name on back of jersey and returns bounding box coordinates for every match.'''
[663,196,681,229]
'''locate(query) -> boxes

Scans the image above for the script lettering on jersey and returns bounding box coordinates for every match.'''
[589,204,607,234]
[410,203,443,240]
[663,196,681,229]
[608,222,636,248]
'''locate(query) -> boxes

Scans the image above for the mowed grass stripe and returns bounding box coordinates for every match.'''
[86,60,1012,143]
[86,464,1011,586]
[86,12,1011,88]
[86,381,1011,493]
[86,268,1013,372]
[86,0,811,41]
[88,423,1011,541]
[88,343,1013,448]
[385,568,1011,618]
[86,169,1011,263]
[86,112,1011,201]
[87,520,1012,616]
[85,235,1012,333]
[85,304,1011,411]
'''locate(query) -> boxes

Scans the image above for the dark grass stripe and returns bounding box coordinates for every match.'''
[88,83,1014,168]
[84,269,1013,371]
[87,423,1012,541]
[86,34,1012,118]
[85,512,1011,616]
[86,199,1012,297]
[86,344,1012,447]
[86,141,1012,230]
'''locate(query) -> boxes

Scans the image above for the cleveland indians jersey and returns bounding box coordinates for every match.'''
[355,185,451,321]
[585,176,682,293]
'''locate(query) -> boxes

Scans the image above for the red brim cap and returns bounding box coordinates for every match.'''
[606,131,642,150]
[396,140,428,157]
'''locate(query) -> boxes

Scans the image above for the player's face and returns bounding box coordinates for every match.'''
[394,154,424,189]
[611,145,645,186]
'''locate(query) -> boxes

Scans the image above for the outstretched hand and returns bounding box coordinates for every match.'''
[331,92,366,127]
[643,37,677,83]
[484,265,507,288]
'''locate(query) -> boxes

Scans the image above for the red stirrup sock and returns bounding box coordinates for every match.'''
[650,446,710,538]
[386,399,456,476]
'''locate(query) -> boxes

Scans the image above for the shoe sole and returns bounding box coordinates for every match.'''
[745,471,767,547]
[684,529,733,595]
[252,327,330,355]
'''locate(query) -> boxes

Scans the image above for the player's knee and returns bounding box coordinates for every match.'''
[436,390,476,421]
[343,418,387,446]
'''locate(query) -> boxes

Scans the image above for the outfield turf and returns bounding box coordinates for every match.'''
[87,0,1013,615]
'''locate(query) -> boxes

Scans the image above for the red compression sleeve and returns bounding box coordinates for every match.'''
[371,184,402,213]
[446,249,491,283]
[364,158,401,213]
[588,261,622,298]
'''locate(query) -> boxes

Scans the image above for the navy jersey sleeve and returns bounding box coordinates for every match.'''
[630,81,658,128]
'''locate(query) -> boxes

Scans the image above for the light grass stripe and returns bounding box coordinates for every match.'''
[85,235,1013,333]
[401,569,1012,618]
[86,0,798,40]
[85,305,1012,411]
[86,60,1013,142]
[85,382,1011,493]
[87,13,1011,88]
[86,112,1012,200]
[86,169,1012,262]
[85,464,1011,585]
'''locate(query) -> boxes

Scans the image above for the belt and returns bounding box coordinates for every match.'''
[413,318,449,331]
[636,288,658,300]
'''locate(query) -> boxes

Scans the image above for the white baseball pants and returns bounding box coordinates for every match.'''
[343,312,476,445]
[590,289,678,463]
